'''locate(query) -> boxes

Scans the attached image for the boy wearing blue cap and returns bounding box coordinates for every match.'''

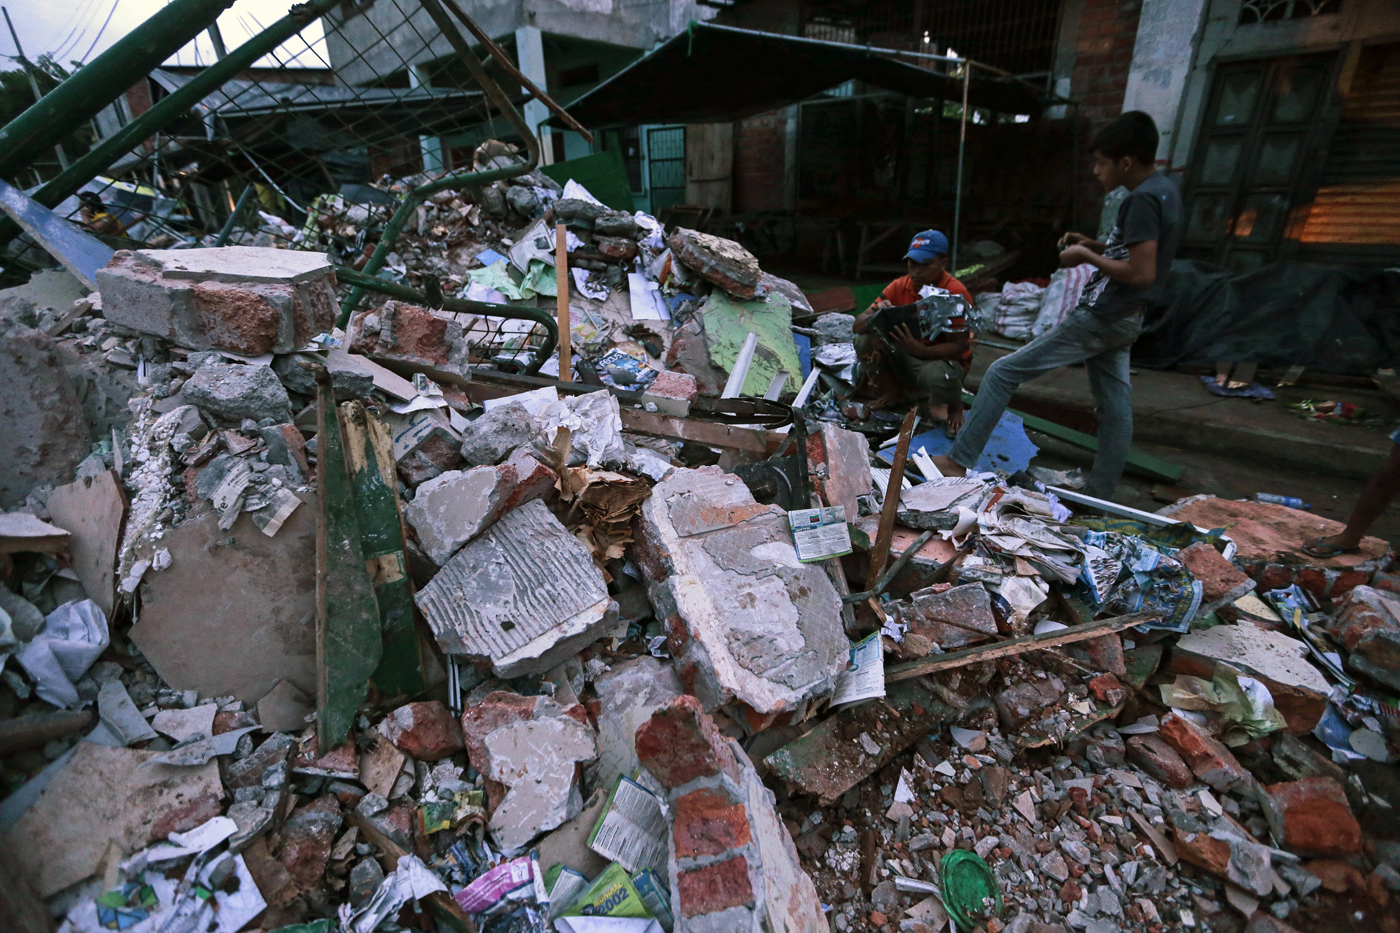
[852,229,974,436]
[931,111,1181,498]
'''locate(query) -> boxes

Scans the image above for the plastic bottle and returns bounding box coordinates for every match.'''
[1254,493,1311,510]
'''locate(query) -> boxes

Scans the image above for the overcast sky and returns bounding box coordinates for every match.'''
[1,0,327,70]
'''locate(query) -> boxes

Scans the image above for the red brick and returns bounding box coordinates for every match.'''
[1157,713,1252,793]
[1295,567,1329,599]
[379,701,464,761]
[1179,543,1253,603]
[1126,734,1194,788]
[151,791,224,839]
[1088,673,1127,706]
[677,855,754,917]
[1172,825,1232,878]
[1260,778,1362,856]
[1303,858,1367,893]
[635,695,742,790]
[673,787,752,859]
[1329,569,1371,598]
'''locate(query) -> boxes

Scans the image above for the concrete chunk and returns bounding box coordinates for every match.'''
[349,300,471,382]
[1168,624,1330,734]
[182,362,292,424]
[895,583,998,649]
[593,656,684,785]
[458,401,536,466]
[414,499,614,678]
[404,466,511,565]
[667,228,762,298]
[634,467,847,727]
[96,248,335,354]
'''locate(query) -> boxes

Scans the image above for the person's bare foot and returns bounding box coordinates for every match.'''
[930,453,966,477]
[946,407,964,438]
[923,402,949,422]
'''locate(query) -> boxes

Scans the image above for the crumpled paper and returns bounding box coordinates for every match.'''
[339,854,447,933]
[15,599,109,708]
[534,391,626,469]
[1159,665,1287,744]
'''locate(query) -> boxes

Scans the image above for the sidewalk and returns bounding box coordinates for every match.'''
[965,344,1396,481]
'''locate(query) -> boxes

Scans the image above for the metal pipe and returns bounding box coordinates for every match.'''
[339,0,540,325]
[951,61,970,273]
[0,0,239,181]
[7,0,338,241]
[214,184,255,247]
[334,266,558,375]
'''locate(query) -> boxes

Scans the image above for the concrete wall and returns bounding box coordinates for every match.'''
[1168,0,1400,171]
[1122,0,1210,170]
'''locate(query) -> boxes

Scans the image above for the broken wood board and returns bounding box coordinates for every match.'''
[3,743,221,896]
[129,498,318,705]
[316,379,382,748]
[0,709,93,753]
[0,512,70,554]
[764,678,955,804]
[0,178,115,289]
[620,408,786,454]
[340,402,426,699]
[45,470,128,618]
[885,611,1161,683]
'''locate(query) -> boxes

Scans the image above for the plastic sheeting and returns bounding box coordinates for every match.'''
[1133,260,1400,374]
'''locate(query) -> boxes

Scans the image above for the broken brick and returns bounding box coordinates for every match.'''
[677,855,755,917]
[1157,712,1253,793]
[1178,542,1256,606]
[1258,777,1362,857]
[635,695,741,791]
[1126,734,1194,789]
[377,701,464,761]
[673,787,752,859]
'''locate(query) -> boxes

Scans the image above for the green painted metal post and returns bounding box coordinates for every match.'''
[0,0,240,182]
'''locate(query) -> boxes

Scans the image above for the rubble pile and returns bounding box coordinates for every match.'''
[0,154,1398,933]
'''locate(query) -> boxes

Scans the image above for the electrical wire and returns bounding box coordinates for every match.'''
[78,0,121,63]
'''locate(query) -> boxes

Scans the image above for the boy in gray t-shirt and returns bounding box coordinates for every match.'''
[932,111,1181,498]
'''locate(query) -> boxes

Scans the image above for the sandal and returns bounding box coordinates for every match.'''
[1301,537,1360,558]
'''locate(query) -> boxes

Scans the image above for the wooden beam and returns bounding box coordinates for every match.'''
[865,409,917,591]
[619,408,785,453]
[885,610,1161,682]
[556,222,571,382]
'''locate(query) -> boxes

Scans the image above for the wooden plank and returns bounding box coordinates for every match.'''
[340,402,427,700]
[45,471,128,619]
[619,408,784,453]
[885,611,1161,683]
[865,409,917,591]
[556,222,572,382]
[316,378,383,748]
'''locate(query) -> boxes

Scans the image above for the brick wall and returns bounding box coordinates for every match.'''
[731,109,788,214]
[1070,0,1144,228]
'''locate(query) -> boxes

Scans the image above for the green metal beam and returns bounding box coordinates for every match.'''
[22,0,338,216]
[0,0,239,182]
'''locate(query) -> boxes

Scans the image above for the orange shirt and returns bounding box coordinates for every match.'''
[878,271,973,365]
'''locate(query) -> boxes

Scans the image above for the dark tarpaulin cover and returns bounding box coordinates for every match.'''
[551,22,1043,130]
[1132,260,1400,374]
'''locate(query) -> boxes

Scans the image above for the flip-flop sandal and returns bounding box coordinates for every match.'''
[945,421,961,439]
[1301,537,1360,558]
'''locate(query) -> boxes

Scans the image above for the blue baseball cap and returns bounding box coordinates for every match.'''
[905,229,949,262]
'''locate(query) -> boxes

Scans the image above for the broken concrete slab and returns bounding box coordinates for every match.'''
[458,401,536,466]
[895,583,998,650]
[3,743,221,896]
[182,362,292,425]
[0,511,70,554]
[95,247,336,355]
[592,655,684,785]
[636,695,827,932]
[634,466,847,728]
[90,681,158,747]
[129,497,317,706]
[257,680,315,734]
[1167,625,1330,734]
[806,421,872,520]
[668,228,762,298]
[415,498,614,678]
[0,325,93,509]
[152,703,219,743]
[459,691,597,853]
[349,300,472,384]
[403,466,511,565]
[45,470,128,618]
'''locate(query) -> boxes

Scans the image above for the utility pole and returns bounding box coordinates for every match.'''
[3,6,71,170]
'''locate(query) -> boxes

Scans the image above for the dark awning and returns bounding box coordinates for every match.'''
[550,22,1044,129]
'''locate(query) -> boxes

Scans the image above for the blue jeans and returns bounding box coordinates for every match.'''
[949,308,1143,498]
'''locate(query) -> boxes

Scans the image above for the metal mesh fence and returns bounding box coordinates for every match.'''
[3,0,564,370]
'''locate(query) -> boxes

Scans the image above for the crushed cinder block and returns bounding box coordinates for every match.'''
[349,300,472,383]
[895,583,998,650]
[458,401,536,466]
[376,701,464,761]
[635,695,826,932]
[1257,776,1362,857]
[1156,712,1253,794]
[1326,585,1400,691]
[459,691,597,853]
[182,362,292,424]
[95,247,337,354]
[592,656,684,784]
[667,228,762,299]
[633,466,846,729]
[415,499,615,678]
[1167,624,1330,734]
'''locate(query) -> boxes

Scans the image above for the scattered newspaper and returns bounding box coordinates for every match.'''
[587,775,670,874]
[788,505,852,562]
[829,631,886,708]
